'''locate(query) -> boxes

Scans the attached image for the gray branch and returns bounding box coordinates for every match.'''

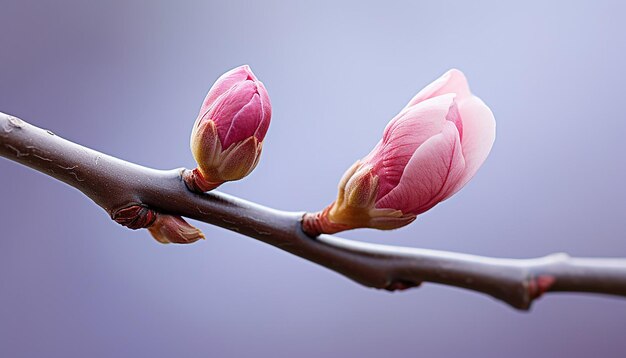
[1,112,625,310]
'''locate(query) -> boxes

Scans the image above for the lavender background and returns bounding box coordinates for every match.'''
[1,1,625,357]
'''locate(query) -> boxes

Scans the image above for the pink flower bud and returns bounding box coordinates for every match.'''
[303,69,496,236]
[186,65,271,192]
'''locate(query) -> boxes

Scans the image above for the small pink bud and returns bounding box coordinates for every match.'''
[186,65,271,192]
[303,69,496,236]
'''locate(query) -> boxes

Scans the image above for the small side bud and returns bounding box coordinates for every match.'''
[113,205,157,229]
[147,215,205,244]
[113,205,204,244]
[186,65,271,192]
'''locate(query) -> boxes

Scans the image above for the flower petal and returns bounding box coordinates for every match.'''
[254,80,272,142]
[368,94,456,200]
[199,65,255,118]
[223,92,262,148]
[207,80,258,147]
[403,69,471,110]
[445,95,496,197]
[376,121,465,215]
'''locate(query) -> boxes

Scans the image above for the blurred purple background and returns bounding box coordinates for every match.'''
[1,1,625,357]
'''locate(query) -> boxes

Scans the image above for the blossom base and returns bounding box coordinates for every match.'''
[182,168,223,193]
[301,205,352,237]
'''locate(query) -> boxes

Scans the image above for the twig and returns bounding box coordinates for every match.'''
[1,112,625,310]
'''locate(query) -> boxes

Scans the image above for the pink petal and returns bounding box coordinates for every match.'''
[367,94,456,200]
[403,69,471,110]
[445,100,463,140]
[445,95,496,197]
[206,81,258,147]
[375,122,466,215]
[223,93,262,148]
[254,80,272,142]
[199,65,255,117]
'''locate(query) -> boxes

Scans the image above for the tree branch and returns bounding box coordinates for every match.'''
[1,112,625,311]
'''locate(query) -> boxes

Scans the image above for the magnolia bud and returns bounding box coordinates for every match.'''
[303,69,496,236]
[185,65,271,192]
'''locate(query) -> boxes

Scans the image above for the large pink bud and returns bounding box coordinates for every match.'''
[186,65,272,192]
[303,69,496,236]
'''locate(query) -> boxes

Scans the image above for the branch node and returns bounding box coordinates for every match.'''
[1,114,24,134]
[301,208,344,237]
[182,168,221,193]
[385,280,422,291]
[112,204,157,230]
[301,212,323,237]
[527,275,557,300]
